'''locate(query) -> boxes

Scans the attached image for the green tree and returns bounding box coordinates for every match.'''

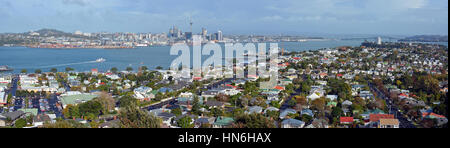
[62,104,80,119]
[65,67,74,72]
[43,120,87,128]
[50,68,58,73]
[301,114,313,123]
[177,116,194,128]
[156,66,163,70]
[171,107,182,116]
[331,107,343,118]
[210,108,224,117]
[191,96,202,115]
[126,67,133,72]
[20,69,27,73]
[141,66,148,71]
[78,100,103,117]
[111,67,118,73]
[35,69,42,74]
[232,113,276,128]
[14,118,27,128]
[119,95,137,108]
[118,105,162,128]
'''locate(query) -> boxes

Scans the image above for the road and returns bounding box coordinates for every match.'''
[146,97,177,111]
[369,82,416,128]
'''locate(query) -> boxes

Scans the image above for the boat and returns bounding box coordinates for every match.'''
[96,58,106,63]
[0,65,13,71]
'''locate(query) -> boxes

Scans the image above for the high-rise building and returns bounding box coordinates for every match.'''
[377,37,382,45]
[202,28,207,37]
[185,32,193,40]
[217,30,223,41]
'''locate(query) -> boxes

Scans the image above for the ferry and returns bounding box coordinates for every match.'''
[0,65,13,71]
[96,58,106,63]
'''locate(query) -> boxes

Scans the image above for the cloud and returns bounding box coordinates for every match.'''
[62,0,89,6]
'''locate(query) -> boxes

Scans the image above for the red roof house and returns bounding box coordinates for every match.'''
[340,117,354,124]
[369,114,394,122]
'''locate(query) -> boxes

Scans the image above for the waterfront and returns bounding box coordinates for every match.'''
[0,40,447,74]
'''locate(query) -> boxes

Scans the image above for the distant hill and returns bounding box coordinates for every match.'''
[32,28,73,37]
[399,35,448,42]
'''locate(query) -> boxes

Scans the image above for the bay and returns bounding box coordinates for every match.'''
[0,40,447,74]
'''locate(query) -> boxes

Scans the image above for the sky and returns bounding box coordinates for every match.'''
[0,0,448,36]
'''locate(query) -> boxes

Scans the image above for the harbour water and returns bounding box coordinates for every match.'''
[0,40,447,74]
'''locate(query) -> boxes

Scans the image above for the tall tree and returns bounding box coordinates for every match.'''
[118,105,162,128]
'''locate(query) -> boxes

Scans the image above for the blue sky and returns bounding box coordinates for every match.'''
[0,0,448,35]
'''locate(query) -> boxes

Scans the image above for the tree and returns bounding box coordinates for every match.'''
[177,116,194,128]
[65,67,74,72]
[78,100,103,118]
[311,97,326,112]
[62,104,80,119]
[210,108,224,117]
[232,113,276,128]
[94,92,116,114]
[270,101,281,109]
[35,69,42,74]
[294,95,307,106]
[126,67,133,72]
[43,120,86,128]
[331,107,343,118]
[301,114,313,123]
[118,105,162,128]
[21,69,27,73]
[288,98,297,107]
[171,107,182,116]
[14,118,27,128]
[141,66,148,71]
[156,66,163,70]
[191,96,202,115]
[111,67,118,73]
[26,114,35,125]
[50,68,58,73]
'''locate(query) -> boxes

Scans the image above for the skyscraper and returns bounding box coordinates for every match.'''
[377,37,382,45]
[202,28,207,37]
[217,30,223,41]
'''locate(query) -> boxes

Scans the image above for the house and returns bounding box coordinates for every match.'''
[281,119,305,128]
[205,101,225,109]
[307,93,321,101]
[264,107,280,114]
[279,109,297,119]
[422,112,448,126]
[245,106,263,114]
[369,114,395,128]
[301,109,314,117]
[306,118,329,128]
[340,117,354,124]
[100,119,120,128]
[0,91,6,106]
[157,112,176,127]
[378,119,399,128]
[133,86,154,101]
[1,111,25,123]
[33,114,52,127]
[59,92,98,108]
[213,116,234,128]
[195,117,216,128]
[326,95,338,101]
[0,116,6,127]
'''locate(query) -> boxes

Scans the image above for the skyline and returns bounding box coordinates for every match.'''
[0,0,448,35]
